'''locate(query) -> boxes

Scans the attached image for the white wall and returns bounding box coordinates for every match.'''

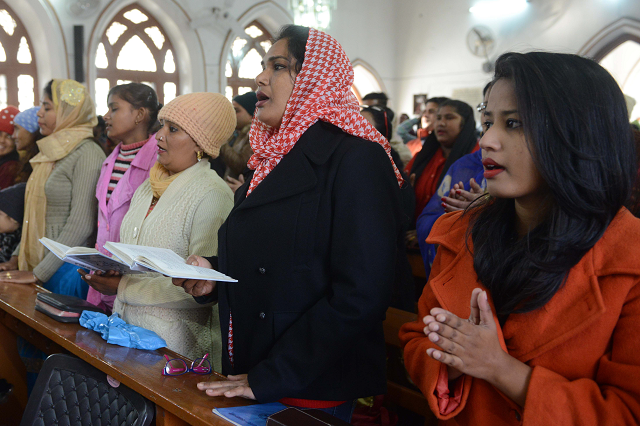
[11,0,640,117]
[392,0,640,117]
[325,0,397,99]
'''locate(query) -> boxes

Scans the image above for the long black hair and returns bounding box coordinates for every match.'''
[361,105,395,140]
[272,25,310,75]
[409,100,477,187]
[470,52,636,320]
[108,83,162,133]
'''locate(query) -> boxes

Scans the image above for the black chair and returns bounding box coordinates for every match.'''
[20,354,154,426]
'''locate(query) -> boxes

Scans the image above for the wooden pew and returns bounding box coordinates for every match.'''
[407,251,427,280]
[0,282,250,426]
[383,306,437,426]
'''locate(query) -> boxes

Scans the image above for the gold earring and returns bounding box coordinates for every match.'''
[196,151,203,161]
[135,119,139,125]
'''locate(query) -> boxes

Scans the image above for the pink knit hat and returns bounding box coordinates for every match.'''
[158,92,236,157]
[0,106,19,135]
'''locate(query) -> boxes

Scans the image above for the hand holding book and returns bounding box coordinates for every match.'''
[172,255,217,298]
[77,269,121,296]
[39,238,236,282]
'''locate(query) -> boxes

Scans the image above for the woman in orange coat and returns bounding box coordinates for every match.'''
[400,51,640,425]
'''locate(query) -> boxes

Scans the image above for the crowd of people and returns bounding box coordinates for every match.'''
[0,23,639,425]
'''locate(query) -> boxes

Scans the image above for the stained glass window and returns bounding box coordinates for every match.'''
[16,36,31,64]
[106,22,127,45]
[95,43,108,69]
[123,9,148,24]
[144,27,164,50]
[116,36,157,72]
[0,10,15,36]
[238,49,262,79]
[17,74,33,110]
[94,3,178,116]
[0,2,38,110]
[226,21,272,99]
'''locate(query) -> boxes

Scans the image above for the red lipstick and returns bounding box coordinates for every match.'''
[482,158,505,179]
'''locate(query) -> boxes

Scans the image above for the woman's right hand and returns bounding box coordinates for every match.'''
[442,178,484,213]
[0,256,18,271]
[172,255,217,297]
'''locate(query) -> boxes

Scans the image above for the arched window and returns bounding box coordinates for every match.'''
[0,0,38,110]
[225,21,273,100]
[352,62,384,106]
[599,40,640,122]
[94,4,178,115]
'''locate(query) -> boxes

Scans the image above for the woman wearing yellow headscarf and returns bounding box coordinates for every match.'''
[0,79,105,297]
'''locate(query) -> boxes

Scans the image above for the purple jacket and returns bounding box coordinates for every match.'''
[86,135,158,312]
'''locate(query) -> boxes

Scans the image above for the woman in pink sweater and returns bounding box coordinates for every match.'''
[86,83,160,312]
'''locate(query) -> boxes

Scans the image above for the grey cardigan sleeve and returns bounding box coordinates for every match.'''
[33,141,105,282]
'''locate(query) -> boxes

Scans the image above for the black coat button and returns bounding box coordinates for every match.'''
[258,267,266,274]
[258,312,266,319]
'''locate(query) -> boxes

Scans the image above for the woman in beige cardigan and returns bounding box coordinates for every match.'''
[81,93,235,366]
[0,79,105,297]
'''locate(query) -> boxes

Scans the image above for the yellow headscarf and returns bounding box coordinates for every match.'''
[19,79,98,271]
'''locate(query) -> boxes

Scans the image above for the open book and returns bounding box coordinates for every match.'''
[103,242,236,282]
[40,237,142,275]
[39,238,236,282]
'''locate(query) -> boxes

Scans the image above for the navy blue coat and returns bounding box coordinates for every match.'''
[204,121,403,403]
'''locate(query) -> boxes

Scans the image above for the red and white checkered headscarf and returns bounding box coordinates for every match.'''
[247,28,403,195]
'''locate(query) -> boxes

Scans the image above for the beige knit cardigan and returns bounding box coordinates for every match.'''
[114,160,234,368]
[14,140,105,281]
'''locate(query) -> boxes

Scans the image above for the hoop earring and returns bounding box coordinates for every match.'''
[196,151,203,162]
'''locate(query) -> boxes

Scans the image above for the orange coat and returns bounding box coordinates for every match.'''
[400,208,640,425]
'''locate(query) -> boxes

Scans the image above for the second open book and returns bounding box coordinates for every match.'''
[39,238,236,282]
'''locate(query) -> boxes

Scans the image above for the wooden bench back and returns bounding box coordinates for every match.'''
[383,307,436,424]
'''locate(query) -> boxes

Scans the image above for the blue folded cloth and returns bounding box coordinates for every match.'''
[79,311,167,350]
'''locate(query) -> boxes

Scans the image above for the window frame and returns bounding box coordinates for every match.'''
[226,20,273,98]
[95,3,179,106]
[0,0,38,109]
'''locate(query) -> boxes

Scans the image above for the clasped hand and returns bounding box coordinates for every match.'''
[441,178,484,213]
[423,288,506,383]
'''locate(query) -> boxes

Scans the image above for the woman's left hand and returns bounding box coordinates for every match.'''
[424,289,533,407]
[424,289,507,383]
[442,179,484,213]
[78,269,122,295]
[196,374,256,400]
[0,270,38,284]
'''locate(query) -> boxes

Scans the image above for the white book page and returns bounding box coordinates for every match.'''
[136,259,237,281]
[39,238,71,258]
[66,247,101,255]
[106,243,185,268]
[105,242,237,282]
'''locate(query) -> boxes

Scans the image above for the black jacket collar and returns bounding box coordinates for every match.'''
[234,121,347,211]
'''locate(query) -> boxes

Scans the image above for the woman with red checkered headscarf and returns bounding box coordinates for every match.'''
[173,25,405,422]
